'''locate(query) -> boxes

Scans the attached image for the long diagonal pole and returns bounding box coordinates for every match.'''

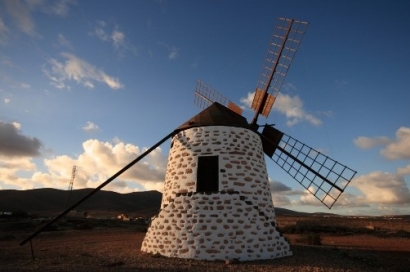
[20,129,179,246]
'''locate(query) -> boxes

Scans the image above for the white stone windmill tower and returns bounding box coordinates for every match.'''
[141,103,291,260]
[141,18,356,261]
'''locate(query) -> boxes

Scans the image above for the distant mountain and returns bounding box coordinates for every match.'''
[0,188,162,216]
[0,188,329,217]
[274,207,311,216]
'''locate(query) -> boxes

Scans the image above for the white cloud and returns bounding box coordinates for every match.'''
[42,0,76,17]
[354,127,410,160]
[354,136,391,149]
[239,92,254,109]
[3,0,75,40]
[158,42,179,60]
[112,29,125,49]
[352,171,410,204]
[43,52,124,90]
[4,0,37,36]
[299,192,327,206]
[272,194,291,206]
[82,121,100,133]
[0,137,169,192]
[92,20,110,41]
[90,21,138,57]
[397,164,410,176]
[20,82,31,89]
[57,33,73,50]
[16,0,75,17]
[4,98,11,104]
[0,156,37,189]
[168,46,179,60]
[381,127,410,160]
[31,139,167,192]
[240,91,322,126]
[0,15,9,45]
[275,94,322,126]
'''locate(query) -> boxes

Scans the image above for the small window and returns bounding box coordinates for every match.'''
[197,156,219,192]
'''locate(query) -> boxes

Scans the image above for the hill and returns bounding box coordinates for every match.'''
[0,188,338,217]
[0,188,162,216]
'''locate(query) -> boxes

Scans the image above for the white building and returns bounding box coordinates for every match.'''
[141,103,291,261]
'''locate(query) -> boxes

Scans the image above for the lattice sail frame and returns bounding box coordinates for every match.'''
[261,126,357,209]
[194,80,243,115]
[251,18,308,117]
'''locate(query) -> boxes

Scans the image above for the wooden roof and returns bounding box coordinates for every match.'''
[177,102,250,130]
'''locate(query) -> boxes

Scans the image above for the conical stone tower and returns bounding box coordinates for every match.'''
[141,103,291,261]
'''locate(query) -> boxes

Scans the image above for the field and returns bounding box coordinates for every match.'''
[1,214,410,272]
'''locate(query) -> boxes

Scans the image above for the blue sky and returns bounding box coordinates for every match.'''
[1,0,409,216]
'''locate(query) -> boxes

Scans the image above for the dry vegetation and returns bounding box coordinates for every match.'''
[1,215,410,272]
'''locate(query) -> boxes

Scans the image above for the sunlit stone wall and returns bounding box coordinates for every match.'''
[141,126,291,261]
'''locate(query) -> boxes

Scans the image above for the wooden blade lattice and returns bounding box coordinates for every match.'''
[194,80,243,115]
[251,18,308,119]
[261,126,356,209]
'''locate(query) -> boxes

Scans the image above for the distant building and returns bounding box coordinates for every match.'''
[117,214,130,221]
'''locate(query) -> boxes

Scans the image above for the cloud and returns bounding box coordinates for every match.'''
[4,0,37,36]
[90,21,138,57]
[0,121,42,158]
[0,137,169,192]
[20,82,31,89]
[41,0,76,17]
[352,171,410,205]
[397,164,410,177]
[91,20,110,41]
[3,0,76,40]
[269,180,292,192]
[274,94,322,126]
[381,127,410,160]
[82,121,100,133]
[240,92,254,109]
[23,0,76,16]
[272,194,292,206]
[168,46,179,60]
[355,127,410,160]
[354,136,391,149]
[0,15,9,45]
[4,98,11,104]
[158,42,179,60]
[112,29,125,49]
[57,33,73,50]
[43,52,124,90]
[240,91,322,126]
[31,139,167,192]
[0,156,37,189]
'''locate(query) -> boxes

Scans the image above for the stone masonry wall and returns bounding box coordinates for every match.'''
[141,126,291,261]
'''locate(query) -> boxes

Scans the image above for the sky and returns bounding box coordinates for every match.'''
[1,0,409,216]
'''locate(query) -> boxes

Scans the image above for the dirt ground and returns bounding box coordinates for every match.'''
[1,227,409,272]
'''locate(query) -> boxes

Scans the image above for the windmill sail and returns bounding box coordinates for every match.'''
[261,125,356,209]
[251,18,308,125]
[194,80,243,115]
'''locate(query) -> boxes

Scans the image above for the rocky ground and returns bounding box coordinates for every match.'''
[1,224,410,272]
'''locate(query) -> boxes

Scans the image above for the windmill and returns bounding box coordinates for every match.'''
[21,17,356,262]
[141,18,356,260]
